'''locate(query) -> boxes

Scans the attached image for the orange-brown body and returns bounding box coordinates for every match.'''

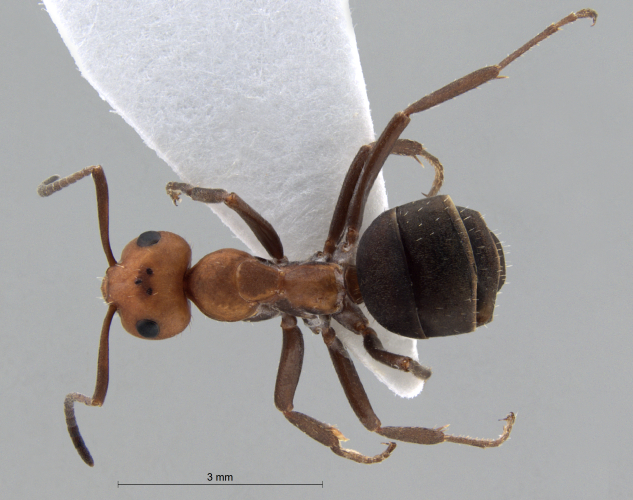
[101,231,346,340]
[187,249,345,322]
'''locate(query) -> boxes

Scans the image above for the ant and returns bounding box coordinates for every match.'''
[38,10,596,465]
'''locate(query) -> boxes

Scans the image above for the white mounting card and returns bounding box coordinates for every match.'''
[43,0,424,397]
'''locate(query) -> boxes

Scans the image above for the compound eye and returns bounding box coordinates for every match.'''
[136,231,161,247]
[136,319,160,338]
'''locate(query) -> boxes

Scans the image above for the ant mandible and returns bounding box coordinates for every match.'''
[38,10,596,465]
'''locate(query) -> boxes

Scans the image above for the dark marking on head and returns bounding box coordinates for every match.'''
[137,231,161,247]
[136,319,159,338]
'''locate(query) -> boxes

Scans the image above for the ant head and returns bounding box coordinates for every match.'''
[102,231,192,340]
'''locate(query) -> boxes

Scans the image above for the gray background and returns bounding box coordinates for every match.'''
[2,1,631,499]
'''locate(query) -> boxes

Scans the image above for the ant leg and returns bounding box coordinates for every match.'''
[342,9,597,247]
[37,165,116,266]
[333,297,432,381]
[323,145,371,256]
[323,327,515,450]
[166,183,284,261]
[382,139,444,197]
[274,314,396,464]
[64,304,116,466]
[324,139,443,256]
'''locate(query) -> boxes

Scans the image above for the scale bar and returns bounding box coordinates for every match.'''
[118,481,323,487]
